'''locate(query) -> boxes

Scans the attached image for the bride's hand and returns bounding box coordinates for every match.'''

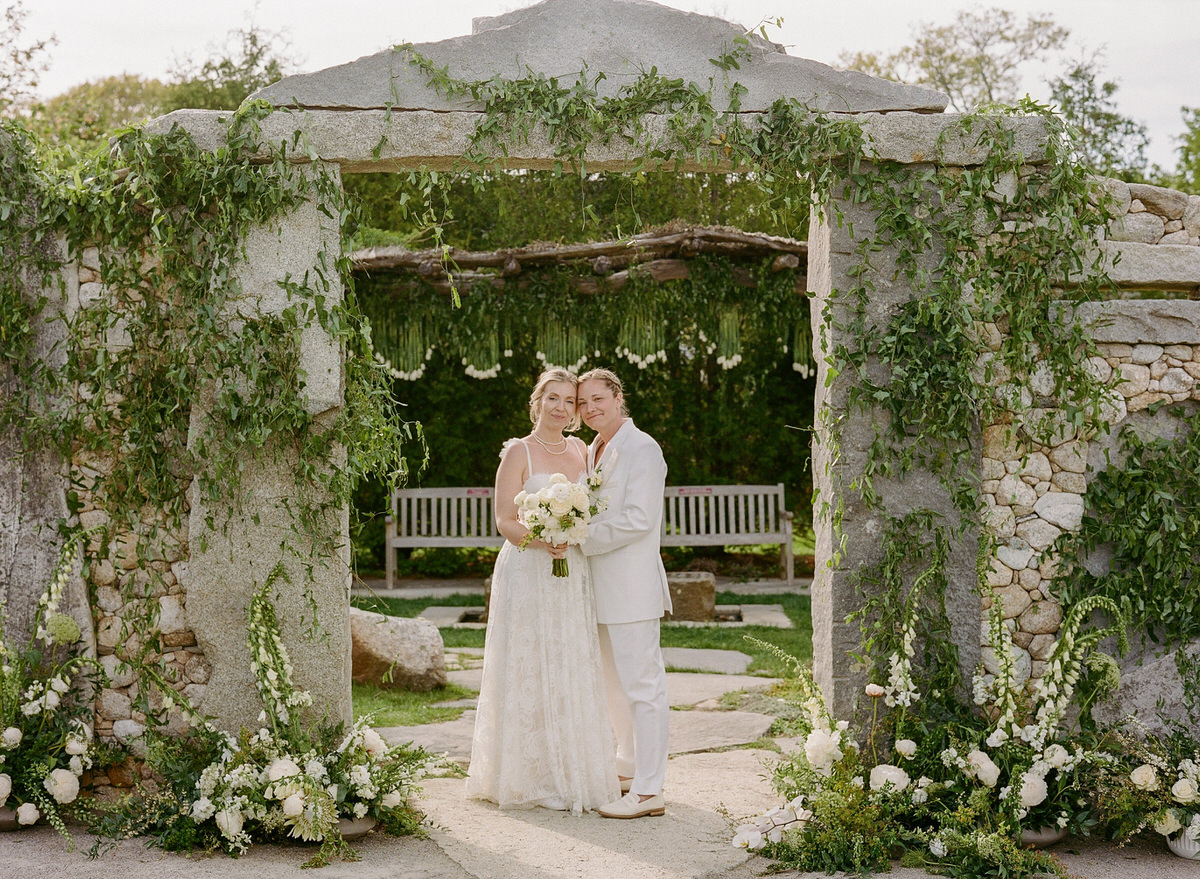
[532,538,568,559]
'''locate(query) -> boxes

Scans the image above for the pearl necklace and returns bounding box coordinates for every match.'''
[531,433,569,455]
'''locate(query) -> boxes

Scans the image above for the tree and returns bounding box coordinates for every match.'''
[160,23,292,112]
[25,75,170,153]
[838,7,1068,112]
[1048,55,1149,180]
[1164,107,1200,194]
[0,1,55,116]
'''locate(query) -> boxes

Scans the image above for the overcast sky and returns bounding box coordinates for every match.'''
[22,0,1199,169]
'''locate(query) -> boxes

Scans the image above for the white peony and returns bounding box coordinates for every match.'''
[361,727,388,756]
[895,739,917,759]
[869,763,911,792]
[1172,777,1199,804]
[381,790,404,809]
[0,773,10,806]
[1018,771,1048,808]
[1130,764,1159,791]
[804,728,843,776]
[267,757,302,782]
[1043,743,1069,769]
[215,807,244,839]
[1,727,21,749]
[966,750,1001,788]
[44,767,80,804]
[17,801,40,825]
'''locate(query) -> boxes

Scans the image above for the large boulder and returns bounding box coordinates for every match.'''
[350,607,446,690]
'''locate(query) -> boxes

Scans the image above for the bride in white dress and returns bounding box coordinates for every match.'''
[465,368,620,813]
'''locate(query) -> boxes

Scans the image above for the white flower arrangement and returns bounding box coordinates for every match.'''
[0,533,98,845]
[100,565,432,866]
[515,471,605,577]
[1148,757,1200,843]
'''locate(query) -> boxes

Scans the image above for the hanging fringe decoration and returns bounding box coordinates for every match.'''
[535,317,589,373]
[792,314,813,379]
[715,306,742,369]
[616,291,665,370]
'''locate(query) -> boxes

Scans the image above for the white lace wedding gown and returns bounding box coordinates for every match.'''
[465,469,619,813]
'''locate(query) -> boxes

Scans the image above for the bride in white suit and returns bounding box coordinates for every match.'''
[578,367,672,819]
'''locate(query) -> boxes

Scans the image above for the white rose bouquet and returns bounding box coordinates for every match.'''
[514,470,605,577]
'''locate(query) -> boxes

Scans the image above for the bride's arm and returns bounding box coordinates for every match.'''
[494,443,565,557]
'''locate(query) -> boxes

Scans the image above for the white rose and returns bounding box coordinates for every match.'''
[895,739,917,759]
[305,758,328,780]
[65,737,88,756]
[1018,771,1048,808]
[361,728,388,756]
[1155,809,1183,837]
[215,807,244,839]
[381,790,404,809]
[967,750,1000,788]
[1172,777,1199,804]
[44,767,80,804]
[911,787,928,804]
[267,757,302,782]
[1,727,21,749]
[69,756,83,775]
[0,773,10,806]
[869,763,911,792]
[17,801,40,825]
[282,793,305,817]
[1130,764,1159,791]
[804,728,843,776]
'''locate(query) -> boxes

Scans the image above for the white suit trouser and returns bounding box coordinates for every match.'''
[598,620,669,796]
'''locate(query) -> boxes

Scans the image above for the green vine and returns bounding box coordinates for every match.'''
[1051,404,1200,647]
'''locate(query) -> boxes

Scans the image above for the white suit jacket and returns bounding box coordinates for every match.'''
[583,420,672,624]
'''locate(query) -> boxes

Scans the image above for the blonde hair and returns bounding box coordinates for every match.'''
[578,367,629,416]
[529,367,581,432]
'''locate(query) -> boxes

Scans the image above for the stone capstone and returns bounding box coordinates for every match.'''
[1107,212,1163,243]
[350,607,446,690]
[248,0,948,116]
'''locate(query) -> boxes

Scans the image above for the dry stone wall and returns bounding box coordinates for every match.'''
[979,177,1200,688]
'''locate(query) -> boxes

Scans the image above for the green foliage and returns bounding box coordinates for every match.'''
[1051,405,1200,647]
[25,75,171,157]
[159,22,291,112]
[1163,106,1200,194]
[1049,55,1150,181]
[837,7,1069,112]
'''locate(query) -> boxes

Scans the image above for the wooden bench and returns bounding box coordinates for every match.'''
[384,483,794,588]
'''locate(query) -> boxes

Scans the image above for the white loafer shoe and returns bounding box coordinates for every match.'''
[598,791,665,819]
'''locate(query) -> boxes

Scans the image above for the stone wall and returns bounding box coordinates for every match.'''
[979,177,1200,693]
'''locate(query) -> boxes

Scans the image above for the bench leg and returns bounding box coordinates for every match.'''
[385,516,396,590]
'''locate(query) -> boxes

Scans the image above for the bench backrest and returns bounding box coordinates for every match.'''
[390,483,787,544]
[391,486,503,545]
[660,483,788,545]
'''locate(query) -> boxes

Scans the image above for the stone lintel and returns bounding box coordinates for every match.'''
[141,108,1052,176]
[1071,300,1200,345]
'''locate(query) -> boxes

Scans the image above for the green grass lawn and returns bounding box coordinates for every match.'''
[351,589,812,723]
